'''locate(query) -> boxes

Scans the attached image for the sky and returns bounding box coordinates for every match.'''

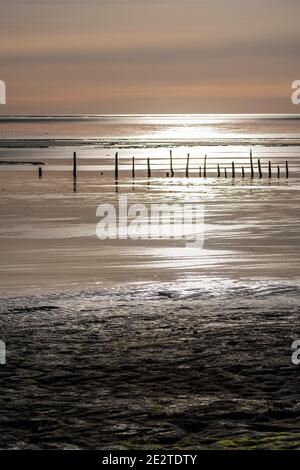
[0,0,300,114]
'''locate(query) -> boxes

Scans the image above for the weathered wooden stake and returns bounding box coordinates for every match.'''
[166,172,169,177]
[268,161,272,178]
[277,165,280,178]
[217,164,221,177]
[38,166,42,178]
[232,162,235,178]
[250,150,254,178]
[286,161,289,178]
[204,155,207,178]
[115,152,119,179]
[185,153,190,178]
[132,157,135,178]
[170,150,174,177]
[258,159,262,178]
[147,158,151,178]
[242,166,245,178]
[224,168,227,178]
[73,151,77,179]
[199,166,202,177]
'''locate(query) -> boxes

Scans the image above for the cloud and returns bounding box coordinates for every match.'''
[1,0,300,113]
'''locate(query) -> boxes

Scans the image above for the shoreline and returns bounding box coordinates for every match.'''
[0,161,46,165]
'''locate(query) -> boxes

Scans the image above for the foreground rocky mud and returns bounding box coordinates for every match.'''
[0,282,300,449]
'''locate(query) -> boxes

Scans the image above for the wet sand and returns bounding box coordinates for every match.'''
[0,142,300,449]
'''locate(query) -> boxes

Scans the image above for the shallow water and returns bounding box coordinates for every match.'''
[0,165,299,294]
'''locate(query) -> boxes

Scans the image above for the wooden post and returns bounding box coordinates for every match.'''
[185,153,190,178]
[38,166,42,178]
[132,157,135,178]
[232,162,235,178]
[258,159,262,178]
[170,150,174,177]
[115,152,119,179]
[217,164,221,177]
[224,168,227,178]
[147,158,151,178]
[166,172,169,177]
[250,149,254,178]
[268,161,272,178]
[242,166,245,178]
[286,161,289,178]
[277,165,280,178]
[73,152,77,179]
[204,155,207,178]
[199,166,202,177]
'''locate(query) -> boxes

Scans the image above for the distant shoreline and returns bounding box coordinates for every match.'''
[0,137,300,149]
[0,161,46,165]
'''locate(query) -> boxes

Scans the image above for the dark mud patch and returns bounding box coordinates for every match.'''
[8,305,59,314]
[0,286,300,449]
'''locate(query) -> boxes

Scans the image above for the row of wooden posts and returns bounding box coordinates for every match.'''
[38,150,290,179]
[113,149,290,179]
